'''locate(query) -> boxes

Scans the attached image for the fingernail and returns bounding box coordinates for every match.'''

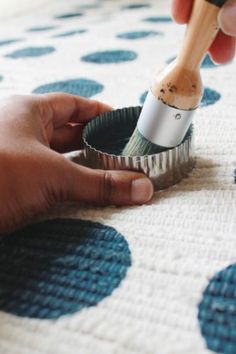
[218,1,236,36]
[131,178,154,204]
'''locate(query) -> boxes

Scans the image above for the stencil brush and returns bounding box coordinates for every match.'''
[122,0,227,156]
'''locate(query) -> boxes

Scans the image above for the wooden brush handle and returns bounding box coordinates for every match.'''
[151,0,227,110]
[177,0,227,69]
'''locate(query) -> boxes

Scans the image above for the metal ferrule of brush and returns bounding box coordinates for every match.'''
[137,90,197,148]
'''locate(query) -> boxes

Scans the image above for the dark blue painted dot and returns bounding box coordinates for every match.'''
[117,30,163,40]
[5,46,55,59]
[139,87,220,107]
[32,78,104,97]
[143,16,172,23]
[0,39,23,46]
[201,87,221,107]
[53,29,87,38]
[55,12,84,19]
[201,54,218,68]
[198,264,236,354]
[81,50,137,64]
[122,4,151,9]
[26,26,57,32]
[0,219,131,319]
[166,54,218,68]
[234,169,236,183]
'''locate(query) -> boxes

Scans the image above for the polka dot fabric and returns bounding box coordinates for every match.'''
[0,1,236,354]
[0,219,131,319]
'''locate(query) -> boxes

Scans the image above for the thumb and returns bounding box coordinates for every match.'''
[63,161,154,206]
[218,0,236,36]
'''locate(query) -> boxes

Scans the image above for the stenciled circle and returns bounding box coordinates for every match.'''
[143,16,172,23]
[55,12,84,19]
[0,39,23,46]
[116,30,162,40]
[32,78,104,97]
[198,264,236,354]
[53,29,87,38]
[0,219,131,319]
[122,4,151,9]
[5,46,55,59]
[81,50,137,64]
[26,26,57,32]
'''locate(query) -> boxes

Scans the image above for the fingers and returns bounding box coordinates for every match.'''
[63,161,154,206]
[218,0,236,36]
[209,30,236,63]
[39,93,112,128]
[50,124,84,153]
[171,0,193,24]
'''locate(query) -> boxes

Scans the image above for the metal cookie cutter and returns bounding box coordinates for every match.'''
[82,106,195,191]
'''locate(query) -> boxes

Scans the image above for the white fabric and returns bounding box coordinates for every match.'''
[0,0,235,353]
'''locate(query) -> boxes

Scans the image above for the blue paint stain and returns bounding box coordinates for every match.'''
[117,30,163,40]
[201,87,221,107]
[81,50,137,64]
[5,46,55,59]
[33,78,104,97]
[140,87,221,107]
[0,39,23,46]
[55,12,84,19]
[198,264,236,354]
[122,4,151,9]
[166,54,218,68]
[143,16,172,23]
[26,26,57,32]
[201,54,218,68]
[140,91,148,104]
[0,219,131,319]
[53,29,87,38]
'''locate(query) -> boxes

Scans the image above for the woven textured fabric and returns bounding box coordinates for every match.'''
[0,219,131,319]
[198,265,236,354]
[0,0,235,353]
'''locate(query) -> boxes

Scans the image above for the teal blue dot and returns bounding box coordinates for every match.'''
[234,169,236,183]
[201,54,218,68]
[122,4,151,9]
[26,26,57,32]
[32,78,104,97]
[201,87,221,107]
[143,16,172,23]
[140,87,221,107]
[198,264,236,354]
[5,46,55,59]
[81,50,137,64]
[53,29,87,38]
[0,219,131,319]
[0,39,23,46]
[117,30,163,40]
[55,12,84,19]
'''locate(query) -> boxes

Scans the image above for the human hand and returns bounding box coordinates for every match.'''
[0,94,153,234]
[171,0,236,63]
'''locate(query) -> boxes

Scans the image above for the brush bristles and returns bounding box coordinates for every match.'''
[122,127,166,156]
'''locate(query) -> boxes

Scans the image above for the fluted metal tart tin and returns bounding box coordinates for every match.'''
[82,106,195,191]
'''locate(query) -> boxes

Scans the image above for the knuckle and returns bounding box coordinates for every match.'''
[99,171,114,205]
